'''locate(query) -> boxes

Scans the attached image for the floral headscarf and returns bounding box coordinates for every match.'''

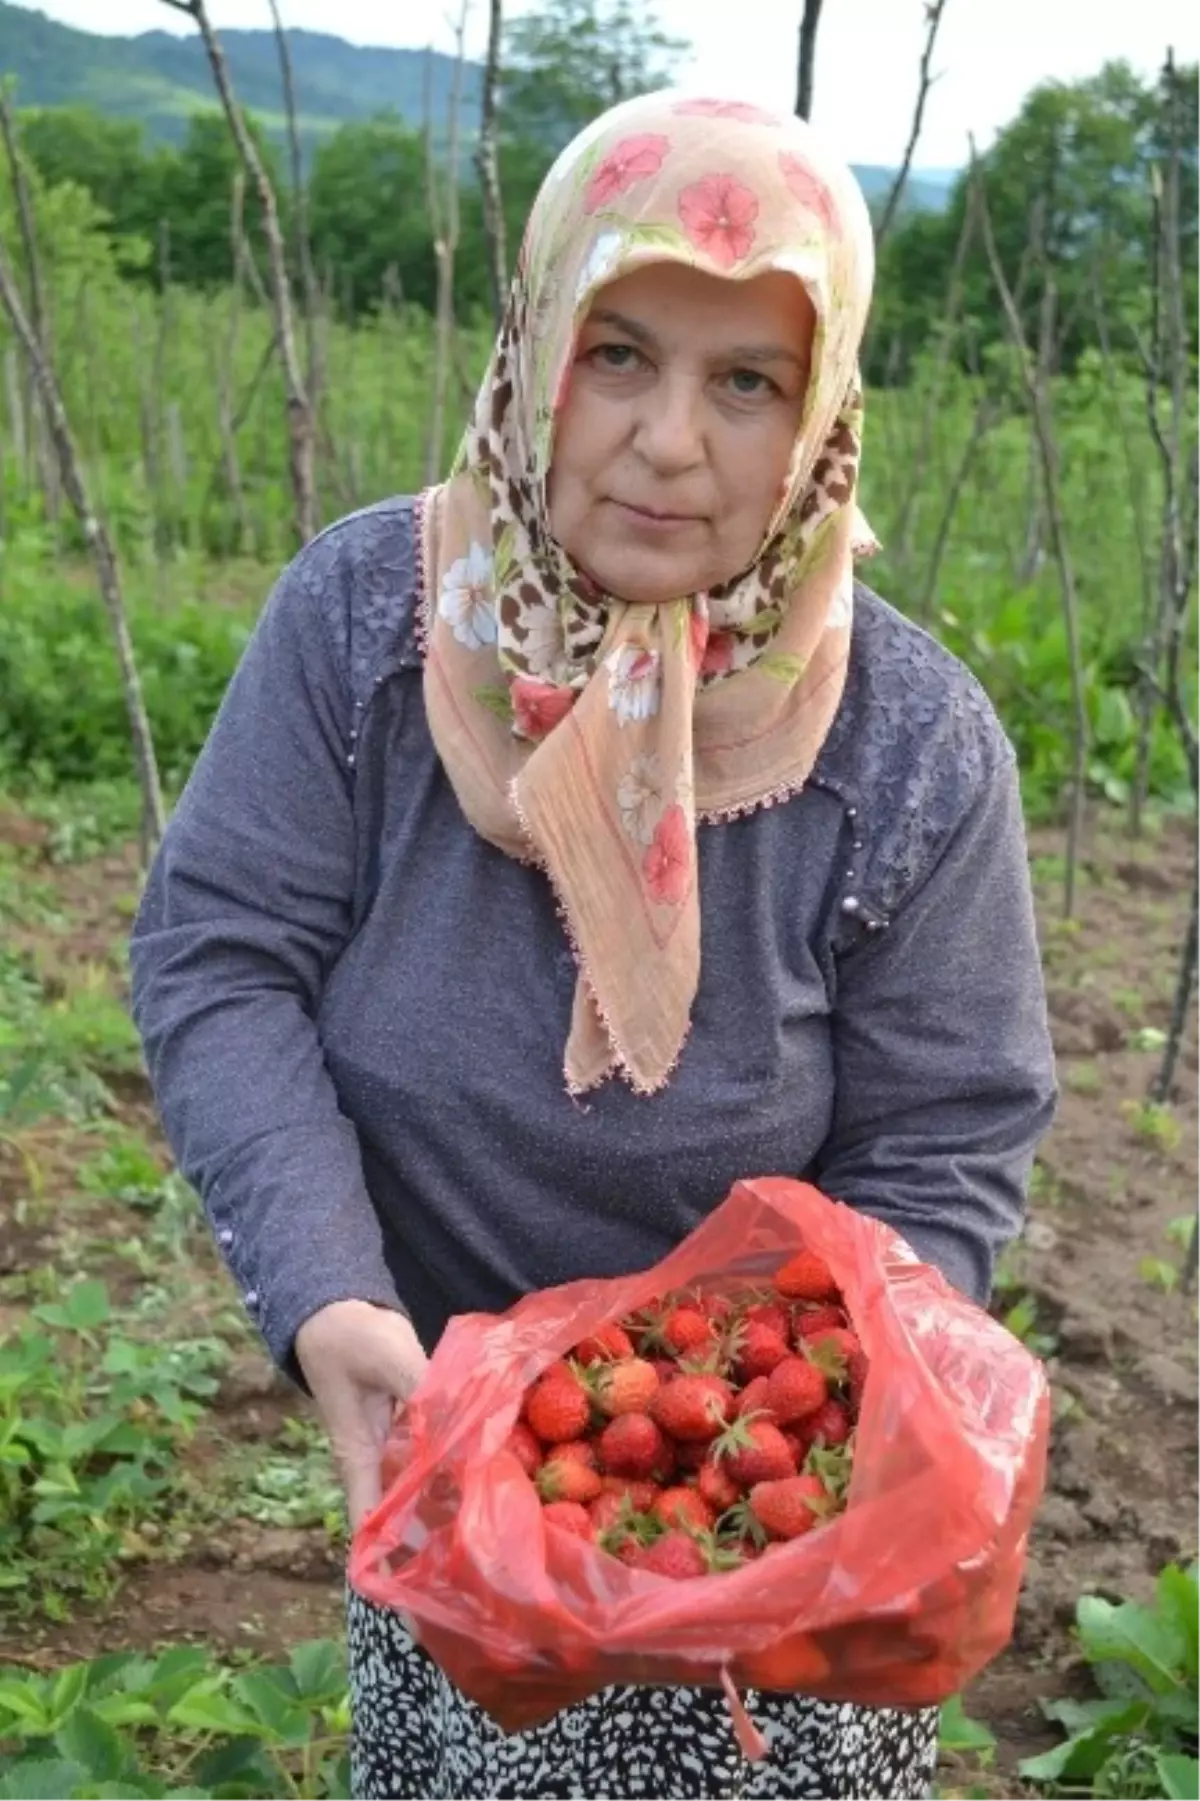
[419,90,876,1097]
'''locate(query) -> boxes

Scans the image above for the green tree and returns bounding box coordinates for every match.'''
[17,107,161,254]
[152,110,286,290]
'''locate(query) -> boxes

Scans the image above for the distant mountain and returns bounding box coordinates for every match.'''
[0,0,956,210]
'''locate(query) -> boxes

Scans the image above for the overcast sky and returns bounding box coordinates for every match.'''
[18,0,1200,167]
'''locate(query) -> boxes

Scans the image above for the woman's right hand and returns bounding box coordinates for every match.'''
[294,1299,429,1530]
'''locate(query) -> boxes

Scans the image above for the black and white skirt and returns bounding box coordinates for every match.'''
[347,1588,938,1800]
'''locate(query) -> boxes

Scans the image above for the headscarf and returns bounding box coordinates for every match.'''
[419,90,876,1098]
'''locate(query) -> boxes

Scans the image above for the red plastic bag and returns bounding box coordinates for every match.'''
[349,1177,1049,1735]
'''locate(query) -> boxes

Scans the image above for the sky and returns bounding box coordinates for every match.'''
[16,0,1200,168]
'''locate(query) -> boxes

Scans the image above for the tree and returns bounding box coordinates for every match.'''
[17,107,160,254]
[153,111,286,290]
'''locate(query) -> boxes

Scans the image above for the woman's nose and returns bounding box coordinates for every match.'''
[632,374,706,475]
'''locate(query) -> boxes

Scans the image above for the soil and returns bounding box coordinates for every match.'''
[0,805,1195,1790]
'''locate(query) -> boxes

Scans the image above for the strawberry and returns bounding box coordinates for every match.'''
[542,1500,595,1539]
[673,1439,710,1472]
[593,1357,660,1418]
[735,1375,775,1419]
[589,1491,633,1537]
[713,1416,796,1487]
[697,1459,740,1513]
[597,1412,667,1479]
[653,1487,716,1533]
[781,1427,810,1466]
[575,1322,636,1364]
[524,1365,592,1444]
[536,1451,603,1505]
[648,1356,679,1384]
[766,1356,829,1424]
[631,1531,708,1580]
[651,1374,734,1442]
[807,1327,861,1368]
[507,1423,543,1479]
[774,1250,839,1303]
[748,1474,834,1540]
[793,1303,845,1340]
[661,1306,717,1358]
[805,1399,851,1447]
[600,1475,661,1512]
[735,1322,791,1382]
[702,1293,734,1325]
[744,1300,792,1340]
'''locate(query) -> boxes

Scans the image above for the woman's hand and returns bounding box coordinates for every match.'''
[294,1299,429,1530]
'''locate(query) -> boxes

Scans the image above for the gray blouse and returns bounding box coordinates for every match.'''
[129,496,1056,1371]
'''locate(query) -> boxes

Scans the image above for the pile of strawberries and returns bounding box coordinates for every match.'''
[510,1249,867,1579]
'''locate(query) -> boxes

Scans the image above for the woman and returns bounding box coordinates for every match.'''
[131,92,1055,1801]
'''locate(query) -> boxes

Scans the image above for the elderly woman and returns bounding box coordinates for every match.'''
[131,92,1055,1801]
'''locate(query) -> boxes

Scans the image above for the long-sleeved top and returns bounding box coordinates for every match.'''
[129,496,1057,1372]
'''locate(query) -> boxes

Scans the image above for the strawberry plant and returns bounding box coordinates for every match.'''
[0,1279,222,1611]
[0,1639,350,1798]
[1019,1562,1199,1798]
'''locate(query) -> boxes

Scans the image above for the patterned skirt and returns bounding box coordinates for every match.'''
[347,1589,939,1800]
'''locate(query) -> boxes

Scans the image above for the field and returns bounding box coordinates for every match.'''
[0,714,1195,1794]
[0,206,1198,1794]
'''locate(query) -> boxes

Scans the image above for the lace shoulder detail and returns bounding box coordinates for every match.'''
[814,583,1014,926]
[290,496,423,703]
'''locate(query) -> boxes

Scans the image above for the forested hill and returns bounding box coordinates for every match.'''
[0,1,480,148]
[0,0,955,209]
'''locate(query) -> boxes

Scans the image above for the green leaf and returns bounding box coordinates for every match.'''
[190,1734,280,1791]
[55,1706,128,1782]
[49,1663,90,1724]
[0,1757,86,1799]
[473,684,515,724]
[232,1668,309,1745]
[91,1696,162,1729]
[1156,1563,1199,1685]
[0,1677,54,1733]
[1157,1752,1200,1799]
[63,1279,112,1332]
[288,1639,345,1702]
[1078,1592,1189,1696]
[757,652,808,686]
[166,1684,260,1736]
[938,1694,997,1753]
[1017,1702,1151,1782]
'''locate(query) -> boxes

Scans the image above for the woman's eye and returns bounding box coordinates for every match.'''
[727,369,776,397]
[591,343,642,371]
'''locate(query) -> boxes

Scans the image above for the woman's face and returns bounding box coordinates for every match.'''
[547,262,815,606]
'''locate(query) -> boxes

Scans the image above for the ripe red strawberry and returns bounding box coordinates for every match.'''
[697,1459,740,1513]
[507,1423,543,1478]
[774,1250,840,1303]
[735,1375,775,1419]
[735,1322,791,1382]
[602,1477,661,1513]
[744,1300,792,1339]
[781,1427,810,1466]
[766,1356,829,1424]
[648,1356,679,1385]
[524,1365,591,1444]
[653,1487,716,1533]
[793,1303,845,1340]
[594,1357,660,1418]
[651,1374,734,1442]
[597,1412,667,1479]
[807,1327,862,1367]
[542,1500,595,1539]
[702,1293,734,1324]
[536,1451,603,1505]
[713,1417,796,1487]
[748,1474,834,1540]
[575,1322,635,1364]
[673,1439,710,1472]
[631,1531,708,1580]
[589,1491,632,1537]
[806,1399,852,1447]
[661,1306,716,1357]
